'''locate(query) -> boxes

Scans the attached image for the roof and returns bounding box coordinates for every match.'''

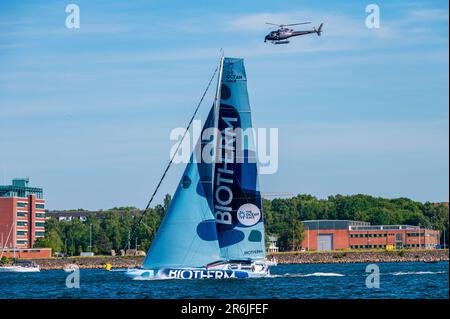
[302,220,370,230]
[349,225,422,231]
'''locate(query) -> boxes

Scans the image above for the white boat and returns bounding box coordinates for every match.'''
[0,264,40,273]
[0,221,41,273]
[126,57,274,280]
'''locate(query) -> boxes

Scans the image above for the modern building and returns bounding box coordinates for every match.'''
[300,220,440,251]
[0,178,47,251]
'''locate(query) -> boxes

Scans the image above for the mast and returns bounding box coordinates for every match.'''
[212,56,224,188]
[0,224,12,260]
[418,224,421,249]
[89,224,92,253]
[13,221,16,260]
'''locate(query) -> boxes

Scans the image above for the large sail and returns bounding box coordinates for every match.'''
[213,57,266,261]
[142,108,222,269]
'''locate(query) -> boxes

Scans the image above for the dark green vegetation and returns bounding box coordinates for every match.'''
[36,194,449,254]
[0,256,12,264]
[35,195,170,255]
[263,194,449,250]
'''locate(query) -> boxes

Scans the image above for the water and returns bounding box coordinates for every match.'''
[1,262,448,299]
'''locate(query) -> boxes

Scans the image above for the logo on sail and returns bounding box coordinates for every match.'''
[237,203,261,227]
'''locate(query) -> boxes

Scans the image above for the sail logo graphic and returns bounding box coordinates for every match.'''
[224,62,245,83]
[166,269,243,279]
[237,203,261,227]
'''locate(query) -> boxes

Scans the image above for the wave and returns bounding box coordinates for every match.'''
[132,277,172,281]
[391,271,446,276]
[302,272,345,277]
[270,272,345,278]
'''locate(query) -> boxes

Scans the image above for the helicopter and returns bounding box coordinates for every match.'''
[264,22,323,44]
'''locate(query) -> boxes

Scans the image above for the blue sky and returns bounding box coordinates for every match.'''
[0,0,448,210]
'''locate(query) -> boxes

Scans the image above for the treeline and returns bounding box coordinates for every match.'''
[263,194,449,250]
[36,194,449,254]
[35,195,170,255]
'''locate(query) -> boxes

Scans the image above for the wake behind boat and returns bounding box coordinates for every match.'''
[126,57,273,280]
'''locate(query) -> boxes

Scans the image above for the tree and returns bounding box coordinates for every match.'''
[163,194,172,211]
[34,229,64,253]
[292,220,306,250]
[38,193,449,255]
[94,231,112,254]
[0,256,12,265]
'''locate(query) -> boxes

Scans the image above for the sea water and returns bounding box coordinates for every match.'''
[0,262,448,299]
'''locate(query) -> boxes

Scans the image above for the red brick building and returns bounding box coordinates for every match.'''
[300,220,440,251]
[0,178,50,257]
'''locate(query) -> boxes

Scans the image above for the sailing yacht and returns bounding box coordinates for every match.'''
[125,57,271,280]
[0,225,40,273]
[0,261,40,273]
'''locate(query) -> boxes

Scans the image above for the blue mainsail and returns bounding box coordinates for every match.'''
[142,108,222,269]
[142,57,265,270]
[213,58,266,261]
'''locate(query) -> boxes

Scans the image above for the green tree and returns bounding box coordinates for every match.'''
[293,220,306,249]
[94,231,113,254]
[34,228,64,253]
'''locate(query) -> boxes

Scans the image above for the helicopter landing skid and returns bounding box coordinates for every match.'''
[273,40,290,44]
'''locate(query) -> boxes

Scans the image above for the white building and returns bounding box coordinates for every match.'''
[267,236,279,253]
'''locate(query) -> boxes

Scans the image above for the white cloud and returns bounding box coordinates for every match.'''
[280,120,449,156]
[409,9,449,21]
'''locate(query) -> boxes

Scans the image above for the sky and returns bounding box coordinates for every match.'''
[0,0,448,210]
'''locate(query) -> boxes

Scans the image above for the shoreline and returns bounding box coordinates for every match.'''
[13,249,448,270]
[269,249,449,265]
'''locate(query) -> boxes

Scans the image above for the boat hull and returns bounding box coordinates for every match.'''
[125,267,268,280]
[0,266,40,273]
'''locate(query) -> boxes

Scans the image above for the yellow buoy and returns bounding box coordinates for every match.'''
[105,263,112,271]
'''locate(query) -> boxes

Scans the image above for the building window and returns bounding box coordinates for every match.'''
[35,231,45,237]
[35,222,45,228]
[17,240,27,245]
[17,212,27,217]
[17,221,27,226]
[36,213,45,218]
[36,204,45,209]
[17,231,27,236]
[17,202,27,208]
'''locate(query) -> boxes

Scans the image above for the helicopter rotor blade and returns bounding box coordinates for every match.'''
[265,22,282,27]
[284,22,312,26]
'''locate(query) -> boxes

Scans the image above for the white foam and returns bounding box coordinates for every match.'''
[269,272,345,278]
[392,271,446,276]
[302,272,345,277]
[131,275,172,281]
